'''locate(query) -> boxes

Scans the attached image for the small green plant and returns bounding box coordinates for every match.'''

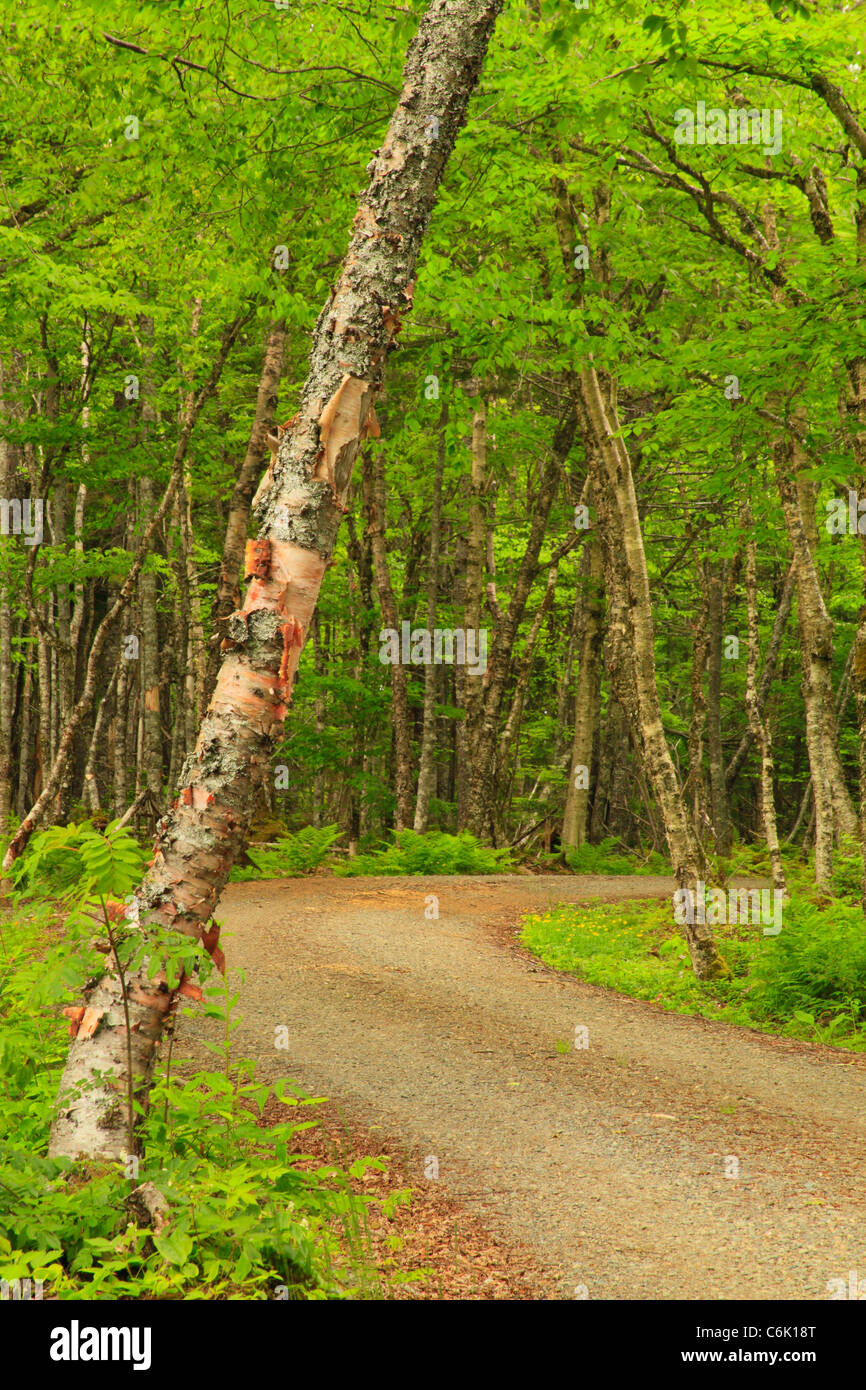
[520,892,866,1050]
[564,837,668,876]
[335,829,512,876]
[0,822,415,1299]
[828,836,865,905]
[8,818,150,900]
[750,894,866,1023]
[230,824,342,881]
[789,1008,860,1045]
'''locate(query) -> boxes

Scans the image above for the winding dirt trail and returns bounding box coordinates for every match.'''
[179,875,866,1300]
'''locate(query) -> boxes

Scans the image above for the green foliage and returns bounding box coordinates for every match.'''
[5,0,866,857]
[521,894,866,1050]
[564,837,669,876]
[229,825,342,881]
[828,836,865,905]
[9,820,149,900]
[0,888,413,1300]
[7,821,204,995]
[334,830,512,877]
[750,896,866,1026]
[721,842,807,881]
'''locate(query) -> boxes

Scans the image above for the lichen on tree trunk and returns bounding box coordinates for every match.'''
[49,0,505,1162]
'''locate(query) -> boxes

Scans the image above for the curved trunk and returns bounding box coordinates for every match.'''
[205,321,287,702]
[579,365,724,980]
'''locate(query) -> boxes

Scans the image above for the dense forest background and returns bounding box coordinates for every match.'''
[2,0,865,874]
[5,0,866,1314]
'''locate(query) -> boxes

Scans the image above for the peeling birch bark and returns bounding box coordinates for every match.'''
[206,322,287,701]
[49,0,505,1161]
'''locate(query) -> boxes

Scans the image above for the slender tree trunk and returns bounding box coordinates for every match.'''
[48,609,59,770]
[16,663,34,820]
[36,627,51,801]
[458,399,488,822]
[166,634,186,800]
[855,605,866,909]
[414,400,447,831]
[169,502,197,765]
[705,559,733,854]
[774,438,841,887]
[465,408,576,840]
[138,477,163,799]
[52,482,75,737]
[554,569,582,762]
[311,613,326,828]
[744,534,786,894]
[3,320,244,868]
[726,561,795,789]
[344,499,375,842]
[497,562,558,803]
[551,168,722,974]
[48,0,505,1161]
[687,581,709,841]
[562,530,603,851]
[113,651,132,819]
[363,450,414,829]
[83,660,119,814]
[847,167,866,903]
[589,701,616,841]
[179,473,207,725]
[0,431,15,827]
[760,196,854,865]
[579,365,724,979]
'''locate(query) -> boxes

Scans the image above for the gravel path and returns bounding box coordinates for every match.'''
[178,874,866,1300]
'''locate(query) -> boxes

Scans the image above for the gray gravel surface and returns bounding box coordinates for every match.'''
[178,874,866,1300]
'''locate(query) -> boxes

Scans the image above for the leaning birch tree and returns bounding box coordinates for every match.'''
[49,0,504,1161]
